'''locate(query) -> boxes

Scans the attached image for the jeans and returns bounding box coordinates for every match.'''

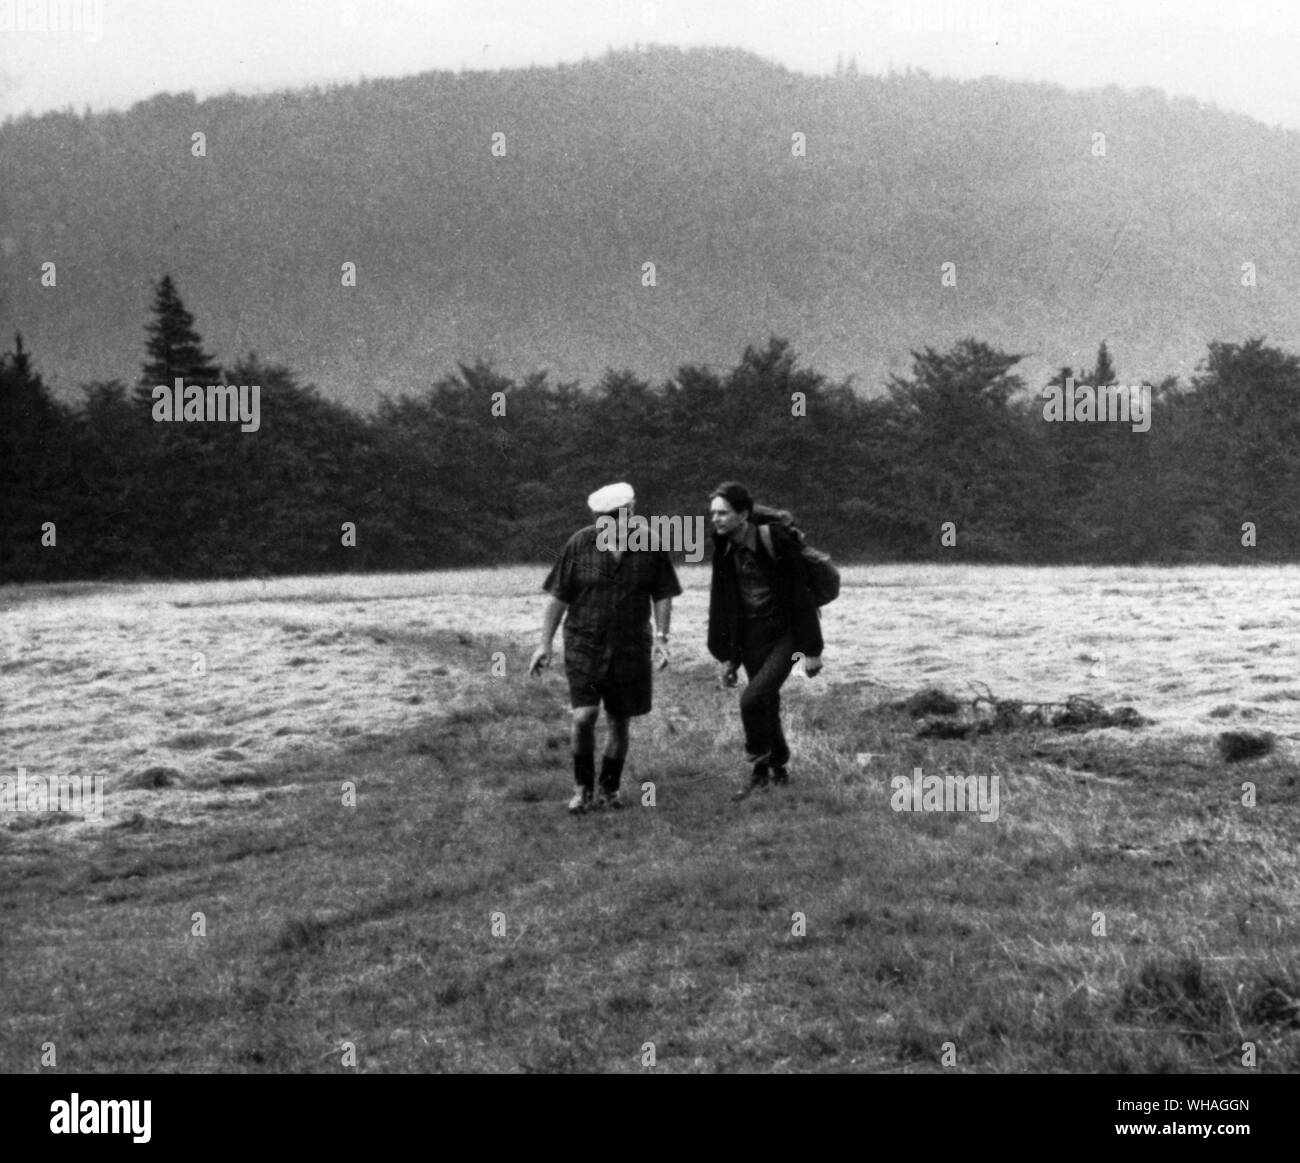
[739,618,794,767]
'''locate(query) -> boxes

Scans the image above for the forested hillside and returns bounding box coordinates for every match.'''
[3,47,1297,407]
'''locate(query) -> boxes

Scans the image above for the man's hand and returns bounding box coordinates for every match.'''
[721,664,738,688]
[528,646,550,677]
[653,641,670,671]
[803,654,824,677]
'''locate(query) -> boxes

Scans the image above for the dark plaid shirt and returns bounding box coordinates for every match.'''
[543,525,682,677]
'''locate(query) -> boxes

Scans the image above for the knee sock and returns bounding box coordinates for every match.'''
[599,756,625,791]
[574,753,595,791]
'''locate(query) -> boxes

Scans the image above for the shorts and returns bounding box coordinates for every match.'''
[565,643,653,717]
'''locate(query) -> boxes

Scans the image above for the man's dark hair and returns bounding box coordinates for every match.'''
[709,480,753,517]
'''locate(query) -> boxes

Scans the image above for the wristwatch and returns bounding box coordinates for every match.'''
[655,632,669,642]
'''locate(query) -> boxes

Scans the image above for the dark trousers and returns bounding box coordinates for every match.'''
[739,618,794,767]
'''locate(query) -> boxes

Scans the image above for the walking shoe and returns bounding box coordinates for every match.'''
[596,787,624,810]
[568,786,593,815]
[733,762,771,801]
[771,765,790,786]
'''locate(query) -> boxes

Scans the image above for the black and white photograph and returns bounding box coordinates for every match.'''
[1,0,1296,1119]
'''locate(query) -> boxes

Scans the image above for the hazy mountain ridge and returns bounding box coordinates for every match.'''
[3,46,1298,406]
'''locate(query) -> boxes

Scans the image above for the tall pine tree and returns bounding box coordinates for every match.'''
[132,276,226,574]
[1091,340,1117,386]
[136,275,221,404]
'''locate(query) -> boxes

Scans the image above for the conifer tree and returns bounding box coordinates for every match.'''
[0,334,70,578]
[137,275,221,401]
[1091,340,1116,385]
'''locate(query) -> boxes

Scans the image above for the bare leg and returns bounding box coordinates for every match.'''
[571,705,599,755]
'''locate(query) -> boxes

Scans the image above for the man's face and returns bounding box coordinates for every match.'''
[709,497,746,537]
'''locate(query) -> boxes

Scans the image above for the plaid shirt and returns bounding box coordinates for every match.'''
[543,525,682,677]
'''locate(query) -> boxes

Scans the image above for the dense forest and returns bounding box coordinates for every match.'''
[2,276,1297,582]
[5,47,1299,409]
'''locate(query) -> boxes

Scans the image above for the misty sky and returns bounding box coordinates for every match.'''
[2,0,1298,131]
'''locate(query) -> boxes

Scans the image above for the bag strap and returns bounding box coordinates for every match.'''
[757,523,775,559]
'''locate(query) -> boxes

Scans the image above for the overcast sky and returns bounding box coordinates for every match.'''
[2,0,1298,130]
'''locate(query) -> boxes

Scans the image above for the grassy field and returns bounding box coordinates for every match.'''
[2,569,1299,1072]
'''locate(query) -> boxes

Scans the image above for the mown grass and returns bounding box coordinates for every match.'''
[2,631,1298,1073]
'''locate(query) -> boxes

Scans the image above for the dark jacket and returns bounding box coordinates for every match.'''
[707,521,824,665]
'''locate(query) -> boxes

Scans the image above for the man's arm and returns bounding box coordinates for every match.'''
[652,596,672,669]
[653,597,671,639]
[529,596,568,675]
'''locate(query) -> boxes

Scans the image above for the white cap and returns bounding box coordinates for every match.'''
[587,481,635,514]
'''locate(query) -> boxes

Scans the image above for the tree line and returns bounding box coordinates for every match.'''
[3,275,1298,582]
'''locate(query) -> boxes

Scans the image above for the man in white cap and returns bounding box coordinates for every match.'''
[529,482,682,813]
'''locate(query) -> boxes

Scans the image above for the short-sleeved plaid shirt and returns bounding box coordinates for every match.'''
[543,525,682,713]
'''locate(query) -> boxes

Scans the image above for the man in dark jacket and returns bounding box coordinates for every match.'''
[707,481,823,799]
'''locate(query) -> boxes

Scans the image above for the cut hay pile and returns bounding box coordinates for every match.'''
[892,682,1152,740]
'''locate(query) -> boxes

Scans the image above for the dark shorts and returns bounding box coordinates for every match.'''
[565,641,653,717]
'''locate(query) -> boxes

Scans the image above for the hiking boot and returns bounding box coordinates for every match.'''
[733,762,771,801]
[568,786,593,815]
[771,765,790,786]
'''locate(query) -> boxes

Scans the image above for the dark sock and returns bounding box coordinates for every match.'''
[599,756,625,791]
[574,753,595,791]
